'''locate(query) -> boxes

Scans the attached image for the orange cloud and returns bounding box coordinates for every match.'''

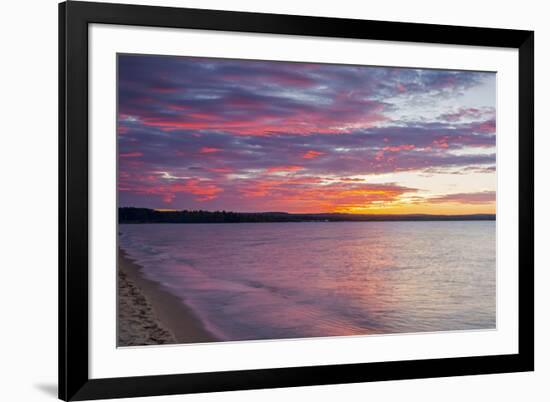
[236,177,416,213]
[302,150,324,159]
[266,165,304,173]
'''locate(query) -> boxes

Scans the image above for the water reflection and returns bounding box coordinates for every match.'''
[119,221,496,341]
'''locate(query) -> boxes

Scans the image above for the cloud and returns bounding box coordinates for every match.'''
[117,54,496,212]
[429,191,495,204]
[439,107,495,123]
[234,178,418,212]
[266,165,304,173]
[302,150,324,159]
[119,176,223,204]
[118,55,490,137]
[119,152,143,158]
[199,147,222,154]
[383,144,415,152]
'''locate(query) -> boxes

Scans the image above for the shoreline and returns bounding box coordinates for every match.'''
[118,247,218,346]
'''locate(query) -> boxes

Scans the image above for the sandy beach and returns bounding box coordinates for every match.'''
[117,248,218,347]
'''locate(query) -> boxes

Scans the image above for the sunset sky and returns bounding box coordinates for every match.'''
[117,54,496,214]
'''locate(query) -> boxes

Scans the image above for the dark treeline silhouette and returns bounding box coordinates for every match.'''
[119,207,496,224]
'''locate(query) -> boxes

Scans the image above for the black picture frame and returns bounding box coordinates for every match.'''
[59,1,534,400]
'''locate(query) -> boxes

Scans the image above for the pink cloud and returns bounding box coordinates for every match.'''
[200,147,222,154]
[472,120,496,133]
[119,174,223,204]
[383,144,415,152]
[430,191,495,204]
[432,137,450,149]
[119,152,143,158]
[117,125,130,135]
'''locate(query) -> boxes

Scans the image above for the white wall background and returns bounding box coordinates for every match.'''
[0,0,545,401]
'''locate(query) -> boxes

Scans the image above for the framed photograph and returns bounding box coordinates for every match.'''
[59,1,534,400]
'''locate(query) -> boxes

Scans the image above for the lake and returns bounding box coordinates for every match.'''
[119,221,496,342]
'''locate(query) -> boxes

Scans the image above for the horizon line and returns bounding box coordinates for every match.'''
[118,207,495,217]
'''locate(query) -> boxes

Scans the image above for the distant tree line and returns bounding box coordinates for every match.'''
[118,207,496,224]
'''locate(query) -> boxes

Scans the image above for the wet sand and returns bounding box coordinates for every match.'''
[117,248,218,347]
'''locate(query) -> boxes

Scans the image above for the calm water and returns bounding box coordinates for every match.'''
[119,221,496,342]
